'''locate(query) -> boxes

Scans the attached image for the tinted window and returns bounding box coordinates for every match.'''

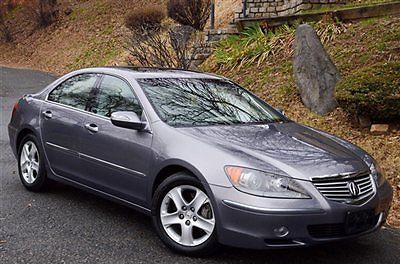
[93,75,142,118]
[48,74,97,110]
[138,78,286,127]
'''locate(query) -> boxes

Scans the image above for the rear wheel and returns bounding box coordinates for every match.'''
[152,173,219,256]
[18,134,50,192]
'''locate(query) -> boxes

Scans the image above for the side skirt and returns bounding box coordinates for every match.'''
[47,172,152,216]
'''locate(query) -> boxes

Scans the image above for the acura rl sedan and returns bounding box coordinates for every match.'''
[8,67,393,256]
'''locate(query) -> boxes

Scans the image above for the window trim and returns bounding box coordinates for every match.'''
[46,73,100,112]
[42,99,110,121]
[44,72,152,132]
[91,74,144,119]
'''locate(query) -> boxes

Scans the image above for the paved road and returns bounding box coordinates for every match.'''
[1,66,399,264]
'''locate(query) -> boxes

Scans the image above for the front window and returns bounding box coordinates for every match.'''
[92,75,143,118]
[137,78,287,127]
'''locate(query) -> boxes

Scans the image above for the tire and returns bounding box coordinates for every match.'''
[152,172,219,256]
[17,134,50,192]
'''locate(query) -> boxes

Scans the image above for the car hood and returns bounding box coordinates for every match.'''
[177,122,369,181]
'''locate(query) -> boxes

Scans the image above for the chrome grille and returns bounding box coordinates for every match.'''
[312,173,375,205]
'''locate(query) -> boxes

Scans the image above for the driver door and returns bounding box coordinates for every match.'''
[77,75,152,205]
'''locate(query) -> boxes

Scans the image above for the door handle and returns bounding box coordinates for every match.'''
[85,123,99,133]
[42,110,52,119]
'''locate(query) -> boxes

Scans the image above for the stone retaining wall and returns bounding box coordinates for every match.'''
[235,0,348,19]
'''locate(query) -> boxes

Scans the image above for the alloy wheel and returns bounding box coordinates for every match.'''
[20,141,40,184]
[160,185,215,247]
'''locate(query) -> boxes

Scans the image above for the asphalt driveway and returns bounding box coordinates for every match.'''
[1,66,399,263]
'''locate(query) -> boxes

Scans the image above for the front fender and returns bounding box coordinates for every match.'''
[146,158,225,214]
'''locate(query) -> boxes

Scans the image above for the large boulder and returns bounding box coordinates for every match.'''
[293,24,340,115]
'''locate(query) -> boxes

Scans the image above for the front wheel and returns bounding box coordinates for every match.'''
[152,173,219,256]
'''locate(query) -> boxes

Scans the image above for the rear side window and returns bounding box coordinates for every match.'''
[47,74,98,110]
[92,75,142,117]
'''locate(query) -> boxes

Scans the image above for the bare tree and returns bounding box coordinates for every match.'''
[169,25,200,69]
[126,25,204,69]
[127,27,174,68]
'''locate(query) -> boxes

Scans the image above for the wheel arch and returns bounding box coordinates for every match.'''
[15,126,39,151]
[150,159,211,200]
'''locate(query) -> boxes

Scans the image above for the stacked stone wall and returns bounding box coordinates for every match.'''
[235,0,347,19]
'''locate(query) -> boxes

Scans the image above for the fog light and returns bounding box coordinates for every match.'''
[274,226,289,237]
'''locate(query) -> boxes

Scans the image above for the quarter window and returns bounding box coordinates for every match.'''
[93,75,142,118]
[48,74,98,110]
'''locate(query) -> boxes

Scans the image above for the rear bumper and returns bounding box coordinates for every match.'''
[210,181,393,249]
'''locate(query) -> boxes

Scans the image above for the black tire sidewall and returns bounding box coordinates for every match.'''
[17,134,48,191]
[152,172,219,256]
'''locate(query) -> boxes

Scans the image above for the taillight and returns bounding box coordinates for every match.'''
[12,101,19,116]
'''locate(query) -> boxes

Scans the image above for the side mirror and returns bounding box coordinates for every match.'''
[110,111,147,131]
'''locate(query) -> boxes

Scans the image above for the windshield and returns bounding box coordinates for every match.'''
[138,78,287,127]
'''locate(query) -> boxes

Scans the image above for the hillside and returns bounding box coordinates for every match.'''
[1,0,133,73]
[0,0,240,74]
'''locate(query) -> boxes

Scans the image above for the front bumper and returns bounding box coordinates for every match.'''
[210,180,393,249]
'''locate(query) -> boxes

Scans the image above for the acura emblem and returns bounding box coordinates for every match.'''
[348,181,360,197]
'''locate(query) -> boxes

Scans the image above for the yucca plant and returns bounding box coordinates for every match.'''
[215,24,295,70]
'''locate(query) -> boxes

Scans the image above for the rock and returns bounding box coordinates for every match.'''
[358,115,372,128]
[293,24,340,115]
[370,124,389,135]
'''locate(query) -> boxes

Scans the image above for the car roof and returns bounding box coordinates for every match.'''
[74,66,224,80]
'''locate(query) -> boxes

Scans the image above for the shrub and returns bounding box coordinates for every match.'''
[336,62,400,121]
[167,0,211,30]
[31,0,58,27]
[125,5,165,32]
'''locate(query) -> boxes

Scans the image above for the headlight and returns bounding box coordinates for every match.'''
[364,154,386,187]
[370,162,386,187]
[225,166,310,199]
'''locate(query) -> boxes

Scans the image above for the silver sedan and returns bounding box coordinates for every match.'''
[8,67,393,256]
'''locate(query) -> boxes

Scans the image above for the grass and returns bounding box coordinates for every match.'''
[69,1,109,22]
[69,6,86,21]
[203,16,400,227]
[336,62,400,120]
[301,0,398,14]
[3,4,22,20]
[66,26,122,71]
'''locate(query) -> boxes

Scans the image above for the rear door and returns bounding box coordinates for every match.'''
[40,73,99,179]
[78,74,152,205]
